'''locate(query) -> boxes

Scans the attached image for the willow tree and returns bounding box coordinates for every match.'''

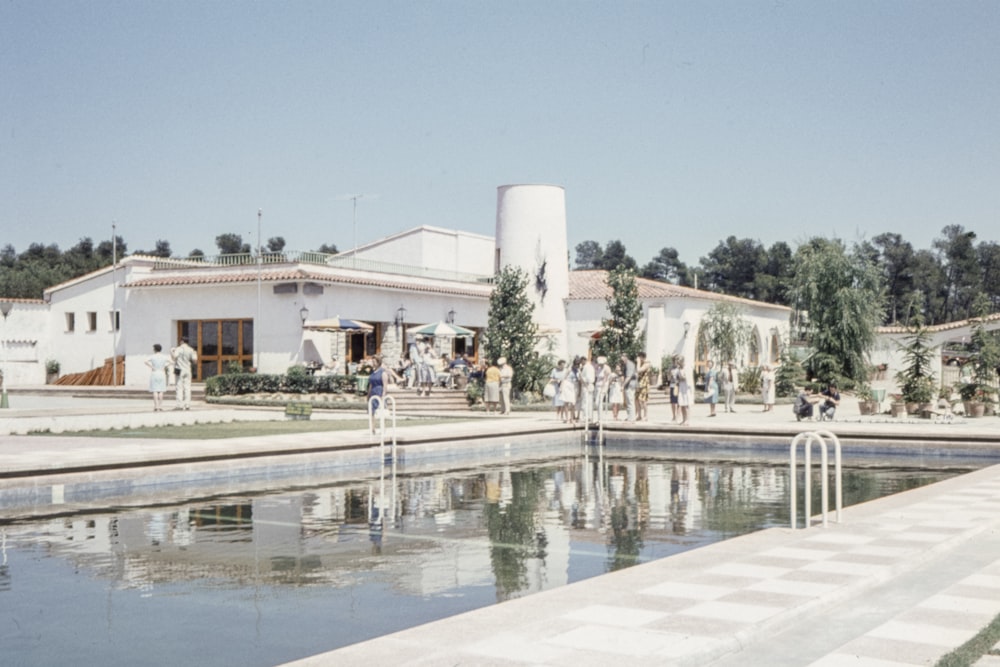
[701,301,753,365]
[791,238,885,385]
[484,266,537,394]
[594,265,643,361]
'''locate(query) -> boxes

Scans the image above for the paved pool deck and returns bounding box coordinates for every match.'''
[1,388,999,666]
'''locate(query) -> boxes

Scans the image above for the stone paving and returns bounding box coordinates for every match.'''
[1,388,999,666]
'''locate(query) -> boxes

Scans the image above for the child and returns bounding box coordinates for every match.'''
[794,385,816,422]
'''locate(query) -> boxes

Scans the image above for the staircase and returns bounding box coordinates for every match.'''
[384,387,472,412]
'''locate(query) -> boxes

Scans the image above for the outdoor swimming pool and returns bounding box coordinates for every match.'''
[0,438,985,667]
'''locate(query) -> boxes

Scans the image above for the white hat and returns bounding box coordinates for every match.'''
[497,357,506,365]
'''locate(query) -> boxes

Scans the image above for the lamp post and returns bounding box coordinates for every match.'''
[394,304,407,337]
[256,209,262,370]
[1,301,12,409]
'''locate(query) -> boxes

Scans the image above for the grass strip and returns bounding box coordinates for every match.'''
[936,611,1000,666]
[39,417,469,439]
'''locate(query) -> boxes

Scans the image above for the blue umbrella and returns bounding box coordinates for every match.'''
[304,316,374,332]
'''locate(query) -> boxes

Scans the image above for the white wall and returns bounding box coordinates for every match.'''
[0,301,49,386]
[352,227,494,276]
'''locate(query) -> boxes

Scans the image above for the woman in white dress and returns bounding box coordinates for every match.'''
[608,364,624,420]
[145,343,170,412]
[549,360,569,422]
[761,365,776,412]
[676,357,693,426]
[558,359,579,424]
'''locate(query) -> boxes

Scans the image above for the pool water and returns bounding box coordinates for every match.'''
[0,454,966,667]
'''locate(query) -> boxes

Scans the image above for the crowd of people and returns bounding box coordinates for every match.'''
[152,332,827,425]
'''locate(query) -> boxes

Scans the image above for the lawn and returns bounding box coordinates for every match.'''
[46,417,470,439]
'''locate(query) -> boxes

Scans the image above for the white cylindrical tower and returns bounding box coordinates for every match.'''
[495,184,569,357]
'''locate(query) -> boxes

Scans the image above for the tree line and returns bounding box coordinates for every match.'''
[0,234,338,299]
[575,224,1000,326]
[3,224,998,329]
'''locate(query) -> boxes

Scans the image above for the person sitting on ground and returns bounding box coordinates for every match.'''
[819,382,840,421]
[794,385,817,421]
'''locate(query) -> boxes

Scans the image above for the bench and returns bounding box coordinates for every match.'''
[285,402,313,420]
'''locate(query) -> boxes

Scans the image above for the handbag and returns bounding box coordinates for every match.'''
[543,381,557,399]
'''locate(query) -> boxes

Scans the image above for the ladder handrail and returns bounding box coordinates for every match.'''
[789,430,843,529]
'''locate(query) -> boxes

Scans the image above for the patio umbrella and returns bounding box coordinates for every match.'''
[303,316,374,332]
[408,321,475,337]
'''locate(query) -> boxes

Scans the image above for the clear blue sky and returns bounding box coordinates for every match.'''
[2,1,998,266]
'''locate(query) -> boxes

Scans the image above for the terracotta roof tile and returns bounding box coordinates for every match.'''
[567,271,790,311]
[125,265,493,298]
[877,311,1000,334]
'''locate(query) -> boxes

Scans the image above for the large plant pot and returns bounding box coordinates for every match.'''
[355,376,370,394]
[965,401,986,418]
[905,402,921,416]
[858,401,871,416]
[866,400,880,415]
[890,402,907,418]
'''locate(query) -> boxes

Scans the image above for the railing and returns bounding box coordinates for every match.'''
[152,251,494,284]
[368,395,398,533]
[789,429,843,529]
[368,395,397,452]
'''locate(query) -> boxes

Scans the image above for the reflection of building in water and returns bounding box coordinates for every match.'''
[3,458,793,599]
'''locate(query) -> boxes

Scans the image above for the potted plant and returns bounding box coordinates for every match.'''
[856,384,875,415]
[889,393,906,418]
[45,359,60,384]
[894,325,937,416]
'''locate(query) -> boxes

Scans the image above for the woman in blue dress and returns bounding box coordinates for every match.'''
[145,343,170,411]
[704,359,719,417]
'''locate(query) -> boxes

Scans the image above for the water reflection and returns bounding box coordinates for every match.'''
[0,454,961,667]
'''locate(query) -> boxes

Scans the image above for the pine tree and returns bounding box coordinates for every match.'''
[485,266,538,394]
[594,266,643,361]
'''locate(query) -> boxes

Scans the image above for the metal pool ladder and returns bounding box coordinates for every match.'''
[368,395,398,460]
[789,429,843,529]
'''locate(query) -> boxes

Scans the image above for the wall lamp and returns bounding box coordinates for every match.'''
[446,308,456,324]
[683,321,691,337]
[299,305,310,327]
[394,305,407,331]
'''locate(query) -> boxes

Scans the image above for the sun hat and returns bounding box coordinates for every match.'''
[497,357,506,365]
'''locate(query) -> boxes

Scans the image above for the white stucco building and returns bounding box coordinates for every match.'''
[1,185,793,389]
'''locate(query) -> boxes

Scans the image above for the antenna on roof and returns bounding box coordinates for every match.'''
[336,194,378,263]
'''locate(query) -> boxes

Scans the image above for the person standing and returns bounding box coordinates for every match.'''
[667,356,681,423]
[367,356,396,432]
[722,362,737,413]
[550,360,569,422]
[676,356,693,426]
[636,352,652,422]
[608,365,624,420]
[704,359,719,417]
[761,365,776,412]
[419,338,437,397]
[484,360,501,415]
[145,343,170,411]
[594,356,612,419]
[171,337,197,410]
[621,353,637,422]
[559,359,579,423]
[579,356,596,424]
[498,357,514,415]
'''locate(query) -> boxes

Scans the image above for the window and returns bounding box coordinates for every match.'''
[87,312,97,332]
[177,319,255,381]
[65,312,75,333]
[109,310,120,332]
